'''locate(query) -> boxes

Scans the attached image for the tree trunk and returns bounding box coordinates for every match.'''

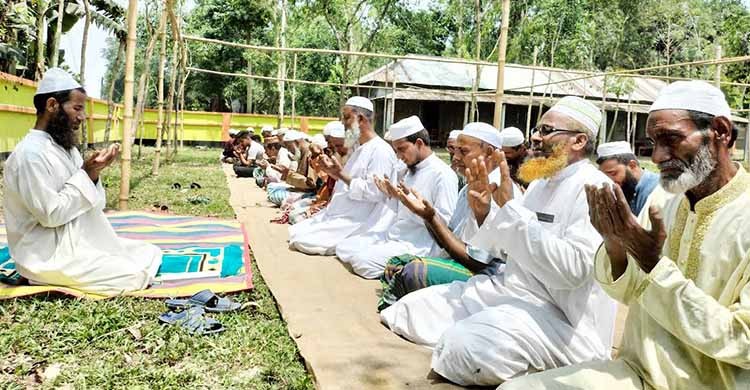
[152,0,168,175]
[50,0,64,68]
[133,21,160,159]
[104,41,124,143]
[119,0,138,210]
[35,0,47,80]
[79,0,91,149]
[165,38,179,160]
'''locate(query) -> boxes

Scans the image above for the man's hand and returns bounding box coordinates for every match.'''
[466,156,493,226]
[394,181,436,221]
[319,155,343,180]
[83,143,120,182]
[489,149,514,208]
[373,175,398,198]
[585,183,667,277]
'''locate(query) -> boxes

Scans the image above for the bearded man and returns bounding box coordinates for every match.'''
[596,141,660,215]
[380,96,617,386]
[2,68,162,295]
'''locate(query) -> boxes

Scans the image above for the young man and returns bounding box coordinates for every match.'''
[3,68,162,295]
[596,141,660,215]
[499,126,529,187]
[288,97,399,255]
[381,96,617,386]
[335,116,458,279]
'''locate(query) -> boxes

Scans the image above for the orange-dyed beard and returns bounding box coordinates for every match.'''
[518,143,569,183]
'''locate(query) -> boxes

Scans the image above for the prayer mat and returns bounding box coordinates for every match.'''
[0,211,253,300]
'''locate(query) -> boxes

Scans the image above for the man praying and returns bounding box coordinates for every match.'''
[596,141,660,215]
[2,68,162,295]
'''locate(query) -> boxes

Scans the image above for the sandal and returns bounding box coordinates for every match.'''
[190,182,202,189]
[158,306,224,335]
[165,289,242,313]
[172,183,182,190]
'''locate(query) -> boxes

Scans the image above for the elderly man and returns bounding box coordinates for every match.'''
[501,81,750,390]
[2,68,162,295]
[288,97,399,255]
[446,129,462,174]
[596,141,660,215]
[381,96,617,386]
[336,116,458,279]
[377,123,525,310]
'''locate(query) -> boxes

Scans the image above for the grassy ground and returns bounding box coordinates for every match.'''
[0,147,313,389]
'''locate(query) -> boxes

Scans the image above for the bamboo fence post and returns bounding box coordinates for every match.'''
[118,0,138,210]
[525,47,538,138]
[493,0,510,128]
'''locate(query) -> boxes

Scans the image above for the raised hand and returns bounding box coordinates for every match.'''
[83,143,120,182]
[373,175,398,198]
[320,155,343,180]
[394,181,436,220]
[489,149,514,208]
[466,156,493,225]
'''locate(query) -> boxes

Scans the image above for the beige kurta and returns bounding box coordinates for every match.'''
[503,164,750,390]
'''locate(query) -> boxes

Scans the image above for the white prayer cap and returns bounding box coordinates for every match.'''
[246,126,255,133]
[345,96,374,112]
[448,130,462,140]
[388,116,425,141]
[500,127,525,147]
[597,141,633,158]
[311,134,328,148]
[323,121,344,136]
[649,80,731,118]
[383,130,392,141]
[547,96,602,136]
[228,128,239,136]
[461,122,502,148]
[36,67,82,95]
[330,126,346,139]
[270,129,279,136]
[283,130,304,142]
[261,125,274,133]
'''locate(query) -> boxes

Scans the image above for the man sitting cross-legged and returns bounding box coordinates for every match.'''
[380,96,618,387]
[377,123,524,310]
[335,115,458,279]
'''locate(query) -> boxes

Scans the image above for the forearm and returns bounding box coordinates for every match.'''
[425,215,485,273]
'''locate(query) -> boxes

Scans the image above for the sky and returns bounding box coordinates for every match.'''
[60,0,750,99]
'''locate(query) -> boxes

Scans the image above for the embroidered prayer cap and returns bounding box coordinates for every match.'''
[311,134,328,148]
[388,116,425,141]
[323,121,345,136]
[283,130,304,142]
[36,68,82,95]
[261,125,274,133]
[597,141,633,159]
[330,126,346,139]
[461,122,502,148]
[448,130,462,140]
[500,127,525,147]
[547,96,602,136]
[649,80,731,118]
[345,96,374,112]
[228,128,239,136]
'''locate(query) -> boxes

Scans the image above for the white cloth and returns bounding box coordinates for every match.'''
[246,140,265,161]
[380,160,618,386]
[336,153,458,279]
[597,141,633,158]
[288,137,399,255]
[37,68,81,95]
[462,122,502,148]
[2,130,162,295]
[389,116,424,141]
[650,80,732,118]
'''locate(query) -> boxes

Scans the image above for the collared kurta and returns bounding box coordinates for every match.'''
[380,160,618,386]
[3,130,162,295]
[336,153,458,279]
[631,170,660,216]
[288,137,399,255]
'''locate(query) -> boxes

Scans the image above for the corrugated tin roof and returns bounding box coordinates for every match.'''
[358,56,669,103]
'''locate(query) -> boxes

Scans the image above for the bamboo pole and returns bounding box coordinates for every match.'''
[79,0,91,149]
[525,47,538,138]
[132,14,160,152]
[470,0,481,122]
[493,0,510,128]
[276,0,287,128]
[152,1,168,175]
[246,60,253,113]
[715,45,722,88]
[119,0,138,210]
[166,38,178,159]
[390,67,396,126]
[50,0,65,68]
[383,63,390,129]
[600,75,608,145]
[291,53,297,129]
[34,0,47,80]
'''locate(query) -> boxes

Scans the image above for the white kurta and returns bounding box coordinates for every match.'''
[266,147,294,181]
[288,137,399,255]
[336,153,458,279]
[3,130,162,295]
[380,160,618,386]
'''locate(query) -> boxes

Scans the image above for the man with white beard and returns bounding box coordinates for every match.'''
[288,97,399,255]
[380,96,617,387]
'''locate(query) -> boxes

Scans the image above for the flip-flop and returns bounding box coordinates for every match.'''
[165,289,242,313]
[190,182,202,189]
[172,183,182,190]
[158,306,224,335]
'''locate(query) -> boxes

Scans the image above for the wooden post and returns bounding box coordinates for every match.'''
[276,0,287,128]
[470,0,481,122]
[493,0,510,128]
[525,46,538,138]
[715,44,722,88]
[119,0,138,210]
[390,70,396,125]
[599,75,608,145]
[246,60,253,113]
[463,101,470,126]
[383,63,390,129]
[291,53,297,129]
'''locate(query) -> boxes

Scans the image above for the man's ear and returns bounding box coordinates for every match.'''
[45,97,59,113]
[711,116,733,147]
[627,159,639,170]
[570,133,588,152]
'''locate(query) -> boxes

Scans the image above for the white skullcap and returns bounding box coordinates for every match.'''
[270,129,279,136]
[500,127,525,147]
[330,126,346,139]
[388,116,425,141]
[649,80,731,118]
[246,126,255,133]
[311,134,328,148]
[228,128,239,136]
[383,130,392,141]
[323,121,344,136]
[283,130,303,142]
[448,130,462,140]
[36,68,82,95]
[345,96,374,112]
[261,125,274,133]
[461,122,502,148]
[547,96,602,136]
[597,141,633,158]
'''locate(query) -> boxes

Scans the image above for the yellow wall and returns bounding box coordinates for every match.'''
[0,72,335,154]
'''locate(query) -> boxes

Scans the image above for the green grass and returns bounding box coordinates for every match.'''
[0,146,314,389]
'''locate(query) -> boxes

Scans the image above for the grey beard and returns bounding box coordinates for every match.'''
[659,143,716,194]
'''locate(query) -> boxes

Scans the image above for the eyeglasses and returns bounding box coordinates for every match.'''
[531,125,582,138]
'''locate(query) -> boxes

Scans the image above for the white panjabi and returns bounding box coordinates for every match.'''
[650,80,732,118]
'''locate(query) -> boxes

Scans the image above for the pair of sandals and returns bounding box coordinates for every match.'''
[172,182,202,190]
[158,289,242,335]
